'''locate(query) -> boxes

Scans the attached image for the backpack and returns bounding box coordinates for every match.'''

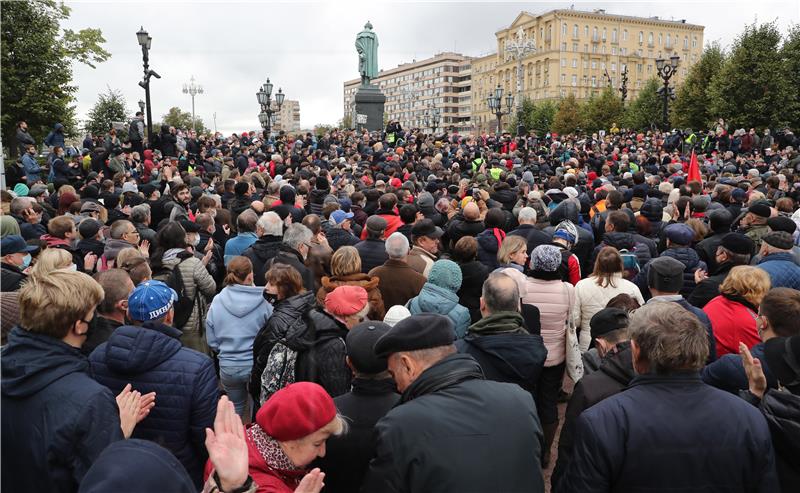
[618,247,641,281]
[259,342,298,405]
[153,258,196,329]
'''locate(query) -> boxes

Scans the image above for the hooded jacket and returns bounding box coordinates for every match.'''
[2,328,123,492]
[316,273,385,321]
[142,149,155,182]
[88,322,219,488]
[206,284,273,368]
[544,201,594,276]
[407,282,471,338]
[456,311,547,396]
[591,231,653,269]
[242,234,283,286]
[476,227,505,271]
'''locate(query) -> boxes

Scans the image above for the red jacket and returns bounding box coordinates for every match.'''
[360,211,403,240]
[702,295,759,358]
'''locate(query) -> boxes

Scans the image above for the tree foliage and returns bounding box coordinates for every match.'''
[530,100,558,136]
[552,94,583,135]
[623,78,663,131]
[338,114,353,129]
[781,25,800,130]
[1,0,110,156]
[161,107,209,134]
[85,88,129,138]
[313,124,335,136]
[672,43,726,130]
[707,22,791,129]
[581,87,624,133]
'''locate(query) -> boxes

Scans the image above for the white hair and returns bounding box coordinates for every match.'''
[518,207,537,224]
[257,211,283,237]
[283,223,313,250]
[385,232,410,259]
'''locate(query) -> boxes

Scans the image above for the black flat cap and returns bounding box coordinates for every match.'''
[647,256,685,293]
[719,233,755,256]
[411,219,443,239]
[590,308,630,340]
[347,321,392,374]
[748,201,772,218]
[374,313,455,357]
[767,216,797,235]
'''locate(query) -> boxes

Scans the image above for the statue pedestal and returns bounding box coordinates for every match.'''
[354,84,386,132]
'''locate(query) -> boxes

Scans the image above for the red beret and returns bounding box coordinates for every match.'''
[256,382,336,441]
[325,285,368,316]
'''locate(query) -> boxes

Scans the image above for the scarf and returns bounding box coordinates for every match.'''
[247,424,301,473]
[163,248,187,262]
[467,311,527,336]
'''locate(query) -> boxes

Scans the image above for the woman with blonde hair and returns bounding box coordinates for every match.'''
[703,265,771,357]
[30,248,73,276]
[317,246,384,320]
[575,247,644,351]
[496,235,529,272]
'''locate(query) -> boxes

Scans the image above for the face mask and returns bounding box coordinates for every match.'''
[263,292,279,305]
[189,235,200,247]
[68,263,77,271]
[20,254,32,269]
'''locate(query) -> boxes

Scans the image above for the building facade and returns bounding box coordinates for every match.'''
[343,52,473,133]
[274,100,301,133]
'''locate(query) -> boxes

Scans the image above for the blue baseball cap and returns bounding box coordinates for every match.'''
[128,280,178,322]
[1,235,38,255]
[330,209,354,225]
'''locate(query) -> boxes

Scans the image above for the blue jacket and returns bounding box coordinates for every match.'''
[407,283,471,338]
[2,328,123,493]
[757,252,800,290]
[21,153,41,182]
[44,123,65,148]
[702,342,778,394]
[559,372,779,492]
[206,284,272,368]
[223,232,258,266]
[88,322,219,488]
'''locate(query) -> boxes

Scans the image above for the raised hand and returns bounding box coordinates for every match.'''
[740,342,767,399]
[84,252,98,272]
[295,468,326,493]
[116,384,143,438]
[205,396,249,492]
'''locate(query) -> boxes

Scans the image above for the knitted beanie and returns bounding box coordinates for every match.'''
[427,259,463,292]
[530,244,562,272]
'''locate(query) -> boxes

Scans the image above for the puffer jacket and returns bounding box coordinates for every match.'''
[750,390,800,491]
[308,188,330,216]
[206,284,273,368]
[317,273,385,321]
[543,201,594,276]
[574,274,644,351]
[590,231,652,269]
[304,309,351,397]
[522,277,576,367]
[476,228,504,271]
[152,253,217,353]
[407,283,471,338]
[635,248,707,300]
[88,322,219,488]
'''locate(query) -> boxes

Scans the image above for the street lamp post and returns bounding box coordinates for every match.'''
[504,27,536,136]
[619,64,629,104]
[487,84,514,134]
[138,100,146,114]
[136,27,160,145]
[656,55,680,130]
[425,103,441,135]
[182,76,204,133]
[256,78,285,137]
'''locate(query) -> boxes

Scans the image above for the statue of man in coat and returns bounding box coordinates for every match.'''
[356,21,379,86]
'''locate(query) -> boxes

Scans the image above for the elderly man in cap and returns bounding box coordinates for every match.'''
[553,308,635,490]
[363,313,545,493]
[559,303,779,492]
[738,200,772,249]
[89,280,218,489]
[355,215,389,273]
[636,223,706,299]
[689,233,755,308]
[1,235,37,292]
[407,218,443,277]
[314,321,399,493]
[369,232,426,309]
[756,231,800,290]
[751,216,800,265]
[326,209,359,252]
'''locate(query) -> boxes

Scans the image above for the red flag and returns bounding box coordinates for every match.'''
[687,150,701,184]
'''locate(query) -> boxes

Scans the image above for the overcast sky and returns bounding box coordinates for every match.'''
[63,0,799,135]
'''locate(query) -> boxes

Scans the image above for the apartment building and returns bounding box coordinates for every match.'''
[273,99,301,133]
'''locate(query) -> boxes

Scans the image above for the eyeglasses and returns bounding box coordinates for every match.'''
[80,309,97,326]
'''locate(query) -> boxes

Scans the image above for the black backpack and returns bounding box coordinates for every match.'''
[153,257,196,329]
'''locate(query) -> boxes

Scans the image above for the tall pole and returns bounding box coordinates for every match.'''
[142,44,153,142]
[183,76,203,133]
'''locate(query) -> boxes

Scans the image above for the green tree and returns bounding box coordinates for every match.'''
[671,42,725,130]
[338,114,353,129]
[552,93,584,135]
[707,22,791,129]
[581,87,624,133]
[85,87,129,138]
[161,107,208,133]
[1,0,110,156]
[781,25,800,130]
[507,98,537,134]
[313,124,335,136]
[624,78,663,130]
[529,100,558,135]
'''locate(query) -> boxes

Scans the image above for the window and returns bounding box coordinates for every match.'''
[592,44,597,54]
[637,63,643,73]
[647,64,652,73]
[591,76,597,87]
[562,23,567,35]
[573,24,579,37]
[584,44,588,52]
[612,29,618,43]
[573,43,578,52]
[684,36,689,49]
[602,28,607,41]
[571,74,577,86]
[593,27,598,40]
[561,74,566,84]
[561,57,567,67]
[621,47,627,55]
[572,58,577,68]
[602,46,606,54]
[601,62,606,69]
[639,31,644,43]
[561,42,567,51]
[591,61,597,69]
[692,36,697,48]
[611,62,617,71]
[583,60,588,69]
[612,46,617,55]
[584,25,589,37]
[648,32,654,45]
[666,33,671,46]
[658,33,663,46]
[623,29,628,41]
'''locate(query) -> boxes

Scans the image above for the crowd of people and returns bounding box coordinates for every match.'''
[2,115,800,492]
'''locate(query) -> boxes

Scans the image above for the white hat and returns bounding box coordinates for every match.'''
[122,182,138,194]
[383,305,412,327]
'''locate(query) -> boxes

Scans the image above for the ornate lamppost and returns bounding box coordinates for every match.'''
[182,76,204,133]
[619,64,629,104]
[136,27,159,144]
[505,27,536,136]
[256,78,285,136]
[656,55,680,130]
[487,84,514,134]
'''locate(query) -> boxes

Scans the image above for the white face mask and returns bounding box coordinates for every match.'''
[68,263,77,271]
[189,235,200,247]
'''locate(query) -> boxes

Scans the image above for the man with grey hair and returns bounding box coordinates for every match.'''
[355,215,389,273]
[242,211,283,286]
[559,303,778,492]
[266,223,314,291]
[369,232,426,309]
[129,204,156,244]
[509,206,550,256]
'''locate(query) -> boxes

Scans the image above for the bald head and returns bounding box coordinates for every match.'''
[463,202,480,221]
[481,272,520,315]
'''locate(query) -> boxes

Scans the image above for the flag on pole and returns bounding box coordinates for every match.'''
[687,150,701,184]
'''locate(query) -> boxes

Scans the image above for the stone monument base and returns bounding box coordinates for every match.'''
[354,84,386,132]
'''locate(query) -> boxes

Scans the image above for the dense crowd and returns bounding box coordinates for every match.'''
[2,115,800,492]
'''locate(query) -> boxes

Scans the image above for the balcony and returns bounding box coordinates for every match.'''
[591,35,600,43]
[665,43,674,51]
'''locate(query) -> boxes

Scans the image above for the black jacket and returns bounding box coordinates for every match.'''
[750,390,800,492]
[688,262,734,308]
[269,246,315,292]
[509,224,551,256]
[242,235,282,286]
[362,353,545,493]
[1,262,26,292]
[446,215,485,250]
[304,309,351,397]
[314,378,400,493]
[77,238,105,259]
[456,260,489,323]
[591,231,652,269]
[696,232,728,272]
[326,226,359,252]
[81,315,122,356]
[1,328,123,492]
[552,342,635,491]
[354,238,388,274]
[560,372,778,492]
